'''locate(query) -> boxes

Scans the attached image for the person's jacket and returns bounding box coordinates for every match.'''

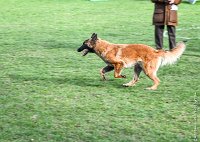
[151,0,182,26]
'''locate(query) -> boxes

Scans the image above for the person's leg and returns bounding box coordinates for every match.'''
[167,25,176,50]
[155,25,165,49]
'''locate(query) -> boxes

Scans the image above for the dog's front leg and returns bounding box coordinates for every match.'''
[113,63,126,78]
[100,65,114,80]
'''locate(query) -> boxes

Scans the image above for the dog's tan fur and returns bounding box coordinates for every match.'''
[77,33,186,90]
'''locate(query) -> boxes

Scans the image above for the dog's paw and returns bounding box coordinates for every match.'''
[101,77,107,81]
[145,87,157,90]
[121,75,126,78]
[100,75,106,81]
[123,83,135,87]
[123,84,129,87]
[114,75,126,78]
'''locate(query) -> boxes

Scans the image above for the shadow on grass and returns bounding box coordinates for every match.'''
[40,39,78,49]
[184,53,200,58]
[8,73,126,89]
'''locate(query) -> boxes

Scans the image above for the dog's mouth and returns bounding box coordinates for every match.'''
[82,49,89,56]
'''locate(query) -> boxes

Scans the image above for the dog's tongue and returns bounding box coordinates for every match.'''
[82,49,89,56]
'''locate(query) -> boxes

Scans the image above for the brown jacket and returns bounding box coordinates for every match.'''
[151,0,182,26]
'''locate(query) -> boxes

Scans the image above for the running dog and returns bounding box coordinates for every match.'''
[77,33,186,90]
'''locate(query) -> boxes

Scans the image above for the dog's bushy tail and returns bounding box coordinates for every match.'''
[160,41,186,67]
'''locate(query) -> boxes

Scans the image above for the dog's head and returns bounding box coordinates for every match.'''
[77,33,98,56]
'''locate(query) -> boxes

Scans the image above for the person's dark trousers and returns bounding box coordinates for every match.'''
[155,25,176,50]
[167,25,176,50]
[155,25,164,50]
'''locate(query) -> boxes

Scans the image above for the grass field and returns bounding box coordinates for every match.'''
[0,0,199,141]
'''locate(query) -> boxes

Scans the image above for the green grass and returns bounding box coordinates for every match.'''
[0,0,199,141]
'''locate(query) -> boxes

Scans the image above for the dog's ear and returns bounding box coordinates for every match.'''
[91,33,96,38]
[91,33,97,42]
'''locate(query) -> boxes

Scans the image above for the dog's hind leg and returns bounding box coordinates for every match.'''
[123,63,142,87]
[146,73,160,90]
[143,61,160,90]
[100,65,114,80]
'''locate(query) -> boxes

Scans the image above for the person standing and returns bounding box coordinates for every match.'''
[151,0,182,50]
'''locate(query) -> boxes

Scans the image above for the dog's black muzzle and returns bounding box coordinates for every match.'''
[77,44,94,56]
[77,44,87,52]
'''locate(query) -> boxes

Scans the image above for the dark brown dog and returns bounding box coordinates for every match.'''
[77,33,186,90]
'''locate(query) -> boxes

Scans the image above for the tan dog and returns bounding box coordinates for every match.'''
[77,33,186,90]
